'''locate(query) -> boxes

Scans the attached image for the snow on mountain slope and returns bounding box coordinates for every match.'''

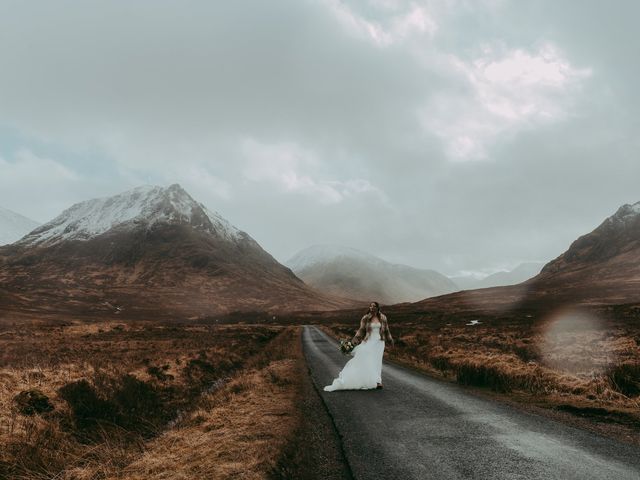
[0,185,357,316]
[614,201,640,220]
[18,184,243,246]
[0,207,40,245]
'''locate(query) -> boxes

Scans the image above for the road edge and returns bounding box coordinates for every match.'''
[300,325,356,480]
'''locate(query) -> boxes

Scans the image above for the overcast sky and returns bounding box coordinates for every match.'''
[0,0,638,277]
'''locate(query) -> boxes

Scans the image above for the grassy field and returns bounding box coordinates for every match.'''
[3,303,639,478]
[320,307,640,443]
[0,317,309,479]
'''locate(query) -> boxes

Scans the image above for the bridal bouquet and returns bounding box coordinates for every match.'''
[339,339,355,355]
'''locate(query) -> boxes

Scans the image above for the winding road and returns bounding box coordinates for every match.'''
[302,325,640,480]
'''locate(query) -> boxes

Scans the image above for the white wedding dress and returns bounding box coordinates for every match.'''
[324,322,385,391]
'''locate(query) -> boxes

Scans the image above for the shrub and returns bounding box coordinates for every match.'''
[0,460,12,479]
[512,344,541,363]
[455,363,511,393]
[58,380,118,430]
[13,389,54,416]
[429,355,453,372]
[114,374,167,433]
[607,363,640,397]
[58,375,169,437]
[184,357,218,386]
[147,365,174,381]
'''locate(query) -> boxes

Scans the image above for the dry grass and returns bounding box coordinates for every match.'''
[114,326,304,480]
[119,365,297,478]
[0,319,306,479]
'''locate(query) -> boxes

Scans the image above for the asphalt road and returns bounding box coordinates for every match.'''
[302,325,640,480]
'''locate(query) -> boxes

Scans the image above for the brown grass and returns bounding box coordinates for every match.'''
[118,362,300,478]
[0,319,306,479]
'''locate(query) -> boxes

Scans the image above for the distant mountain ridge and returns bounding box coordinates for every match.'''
[451,262,545,290]
[287,244,388,271]
[287,244,458,304]
[0,185,356,318]
[0,207,40,245]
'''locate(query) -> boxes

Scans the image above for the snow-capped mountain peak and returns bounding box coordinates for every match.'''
[611,201,640,223]
[18,184,243,246]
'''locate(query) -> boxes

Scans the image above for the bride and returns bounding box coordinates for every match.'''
[324,302,394,391]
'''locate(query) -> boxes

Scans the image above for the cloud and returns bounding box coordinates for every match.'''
[241,138,385,204]
[0,0,638,276]
[421,42,593,160]
[174,165,233,201]
[320,0,437,47]
[0,150,83,221]
[392,3,438,40]
[0,149,78,182]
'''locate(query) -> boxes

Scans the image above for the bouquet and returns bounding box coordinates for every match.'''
[339,339,355,355]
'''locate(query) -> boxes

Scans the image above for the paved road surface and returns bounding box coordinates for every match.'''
[302,325,640,480]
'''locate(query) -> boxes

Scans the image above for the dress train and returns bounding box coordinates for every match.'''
[324,323,385,391]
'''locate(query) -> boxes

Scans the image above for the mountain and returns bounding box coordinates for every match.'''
[528,201,640,305]
[540,202,640,275]
[451,262,545,290]
[408,200,640,314]
[0,207,40,245]
[286,244,458,305]
[0,185,355,318]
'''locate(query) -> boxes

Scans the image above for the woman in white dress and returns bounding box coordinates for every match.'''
[324,302,394,391]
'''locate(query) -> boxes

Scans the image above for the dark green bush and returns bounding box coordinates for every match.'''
[58,375,169,438]
[13,389,54,416]
[455,363,511,393]
[429,356,453,372]
[58,380,118,430]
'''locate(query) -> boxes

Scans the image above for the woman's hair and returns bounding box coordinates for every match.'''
[366,301,381,317]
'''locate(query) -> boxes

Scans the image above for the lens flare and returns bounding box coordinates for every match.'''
[537,307,617,375]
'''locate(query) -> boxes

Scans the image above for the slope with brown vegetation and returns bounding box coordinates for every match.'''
[117,322,355,480]
[0,185,359,320]
[116,326,303,479]
[0,317,349,480]
[0,316,337,479]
